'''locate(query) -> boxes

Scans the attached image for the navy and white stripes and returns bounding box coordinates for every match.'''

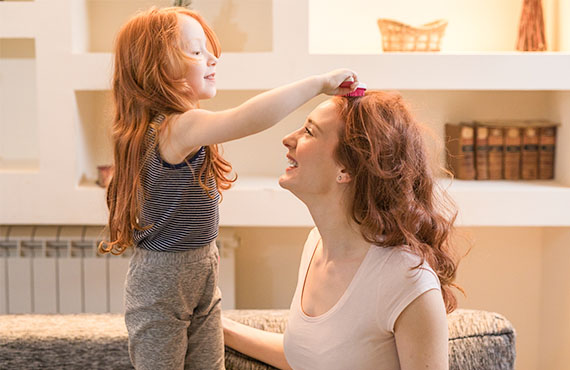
[132,115,220,252]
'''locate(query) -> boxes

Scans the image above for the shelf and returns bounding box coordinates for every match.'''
[68,176,570,227]
[442,179,570,226]
[70,177,311,226]
[220,177,312,227]
[0,159,39,172]
[224,177,570,227]
[303,53,570,91]
[72,52,570,91]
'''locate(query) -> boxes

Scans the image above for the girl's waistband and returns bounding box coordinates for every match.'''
[132,241,217,265]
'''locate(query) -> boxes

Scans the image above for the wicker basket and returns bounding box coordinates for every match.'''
[377,19,448,52]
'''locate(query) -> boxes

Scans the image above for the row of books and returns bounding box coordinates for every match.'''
[445,120,559,180]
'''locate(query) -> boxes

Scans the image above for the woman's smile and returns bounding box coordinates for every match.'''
[286,155,299,171]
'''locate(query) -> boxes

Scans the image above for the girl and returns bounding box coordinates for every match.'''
[223,92,461,370]
[98,6,358,370]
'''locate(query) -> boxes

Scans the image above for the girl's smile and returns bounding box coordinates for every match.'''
[178,15,218,99]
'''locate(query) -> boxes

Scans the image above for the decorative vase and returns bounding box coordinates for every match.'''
[97,165,113,188]
[516,0,547,51]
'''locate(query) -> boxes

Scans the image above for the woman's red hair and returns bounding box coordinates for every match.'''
[333,92,461,313]
[99,7,235,256]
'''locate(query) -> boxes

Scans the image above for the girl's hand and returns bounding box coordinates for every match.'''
[318,69,359,96]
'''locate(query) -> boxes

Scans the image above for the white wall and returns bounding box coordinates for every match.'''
[540,228,570,370]
[74,0,272,53]
[0,38,37,167]
[230,227,310,309]
[454,227,543,370]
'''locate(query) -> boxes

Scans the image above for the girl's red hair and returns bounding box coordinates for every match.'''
[333,92,461,313]
[100,7,235,256]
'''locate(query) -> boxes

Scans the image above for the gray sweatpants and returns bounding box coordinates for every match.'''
[124,242,224,370]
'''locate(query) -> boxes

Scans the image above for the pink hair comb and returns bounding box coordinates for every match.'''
[339,80,367,97]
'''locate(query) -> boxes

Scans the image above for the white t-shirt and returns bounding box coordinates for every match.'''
[283,228,441,370]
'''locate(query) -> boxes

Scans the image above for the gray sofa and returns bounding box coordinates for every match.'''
[0,309,515,369]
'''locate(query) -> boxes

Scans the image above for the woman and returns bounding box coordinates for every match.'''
[223,91,460,370]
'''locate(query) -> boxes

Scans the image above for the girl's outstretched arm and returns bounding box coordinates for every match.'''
[163,69,357,161]
[223,316,292,370]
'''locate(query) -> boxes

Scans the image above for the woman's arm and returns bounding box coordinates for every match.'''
[223,316,292,370]
[165,69,357,159]
[394,289,449,370]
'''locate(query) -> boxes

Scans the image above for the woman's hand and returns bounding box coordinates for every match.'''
[222,316,239,345]
[221,314,292,370]
[318,69,359,96]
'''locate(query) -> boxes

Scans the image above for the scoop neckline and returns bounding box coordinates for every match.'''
[299,237,373,322]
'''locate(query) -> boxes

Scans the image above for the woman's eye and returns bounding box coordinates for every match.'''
[193,51,201,56]
[304,127,313,136]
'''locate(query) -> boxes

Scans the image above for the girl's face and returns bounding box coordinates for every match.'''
[178,15,218,100]
[279,100,346,198]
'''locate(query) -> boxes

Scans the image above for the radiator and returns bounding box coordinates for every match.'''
[0,226,237,314]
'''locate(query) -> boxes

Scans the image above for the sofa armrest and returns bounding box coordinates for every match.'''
[448,309,516,370]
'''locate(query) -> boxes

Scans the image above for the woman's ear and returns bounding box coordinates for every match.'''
[336,169,352,183]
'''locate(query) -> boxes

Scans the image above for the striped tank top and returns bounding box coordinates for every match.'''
[132,115,220,252]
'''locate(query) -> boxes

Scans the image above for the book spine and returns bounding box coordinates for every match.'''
[475,126,489,180]
[539,127,557,179]
[521,127,539,180]
[487,127,504,179]
[445,123,475,180]
[504,127,522,180]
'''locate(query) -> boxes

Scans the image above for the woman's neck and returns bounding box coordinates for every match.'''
[306,195,370,261]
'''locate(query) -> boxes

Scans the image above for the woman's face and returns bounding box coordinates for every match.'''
[178,15,218,100]
[279,100,346,198]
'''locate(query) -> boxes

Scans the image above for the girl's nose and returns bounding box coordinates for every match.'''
[205,48,218,66]
[208,52,218,66]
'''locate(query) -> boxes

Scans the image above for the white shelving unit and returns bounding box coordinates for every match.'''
[1,1,570,369]
[1,0,569,225]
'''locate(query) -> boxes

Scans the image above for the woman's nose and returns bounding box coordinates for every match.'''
[282,131,296,149]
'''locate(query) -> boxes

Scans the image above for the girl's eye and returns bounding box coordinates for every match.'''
[304,127,313,136]
[193,51,201,56]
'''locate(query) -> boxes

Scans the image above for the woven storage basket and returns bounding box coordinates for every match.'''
[377,19,448,51]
